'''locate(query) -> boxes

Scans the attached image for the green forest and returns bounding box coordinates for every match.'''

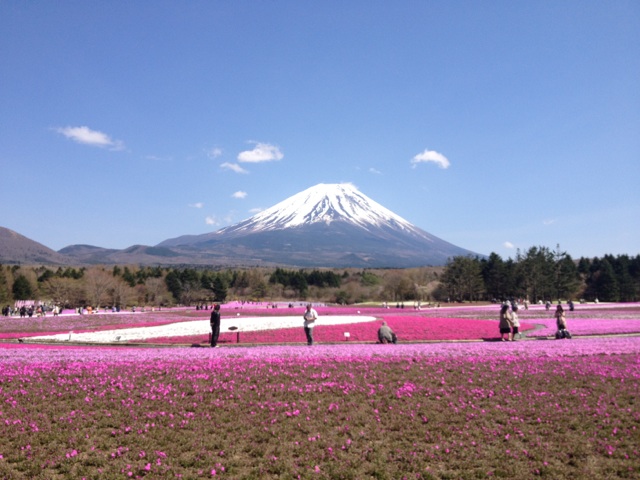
[1,245,639,309]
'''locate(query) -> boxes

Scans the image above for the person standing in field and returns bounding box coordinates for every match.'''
[303,304,318,346]
[210,304,221,347]
[554,304,566,329]
[511,305,521,340]
[499,303,513,341]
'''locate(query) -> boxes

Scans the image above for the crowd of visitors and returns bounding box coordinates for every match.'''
[498,299,573,341]
[2,304,53,318]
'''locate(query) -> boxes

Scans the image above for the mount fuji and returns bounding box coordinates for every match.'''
[158,183,479,267]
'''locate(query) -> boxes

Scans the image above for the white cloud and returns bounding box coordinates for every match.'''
[189,202,204,209]
[369,167,382,175]
[220,162,249,174]
[207,147,223,159]
[237,142,283,163]
[543,219,557,226]
[145,155,172,162]
[232,191,247,199]
[55,125,125,150]
[410,149,450,169]
[206,211,236,226]
[249,207,263,214]
[504,241,515,249]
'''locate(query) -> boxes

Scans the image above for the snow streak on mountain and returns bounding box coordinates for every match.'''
[219,183,426,237]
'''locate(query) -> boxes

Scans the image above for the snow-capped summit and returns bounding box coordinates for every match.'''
[218,183,423,236]
[158,183,480,267]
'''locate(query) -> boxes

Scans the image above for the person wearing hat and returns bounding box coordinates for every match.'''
[210,304,221,347]
[499,303,513,341]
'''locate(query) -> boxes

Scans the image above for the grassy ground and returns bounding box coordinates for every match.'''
[0,343,638,479]
[0,304,639,478]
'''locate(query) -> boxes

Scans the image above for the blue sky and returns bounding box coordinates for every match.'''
[1,1,638,261]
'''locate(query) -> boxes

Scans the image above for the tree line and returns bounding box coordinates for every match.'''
[0,264,396,309]
[438,246,640,303]
[1,246,638,309]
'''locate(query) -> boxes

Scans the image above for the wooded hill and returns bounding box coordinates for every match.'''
[1,247,638,308]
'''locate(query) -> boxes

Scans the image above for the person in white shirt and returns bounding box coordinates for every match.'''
[303,304,318,346]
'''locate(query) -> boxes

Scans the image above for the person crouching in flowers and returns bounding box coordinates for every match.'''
[554,304,571,339]
[499,303,513,341]
[377,321,398,344]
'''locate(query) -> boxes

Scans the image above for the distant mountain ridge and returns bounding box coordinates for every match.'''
[157,183,480,267]
[1,183,481,267]
[0,227,70,265]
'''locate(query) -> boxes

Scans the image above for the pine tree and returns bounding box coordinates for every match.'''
[0,265,11,305]
[593,259,619,302]
[212,275,228,303]
[12,274,34,300]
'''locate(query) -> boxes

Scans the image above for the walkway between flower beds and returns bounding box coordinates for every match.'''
[24,315,377,344]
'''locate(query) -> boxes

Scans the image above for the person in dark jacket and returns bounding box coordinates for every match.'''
[210,304,221,347]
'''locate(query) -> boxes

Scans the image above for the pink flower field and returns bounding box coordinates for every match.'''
[4,302,639,344]
[140,316,538,345]
[0,303,639,478]
[0,338,639,478]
